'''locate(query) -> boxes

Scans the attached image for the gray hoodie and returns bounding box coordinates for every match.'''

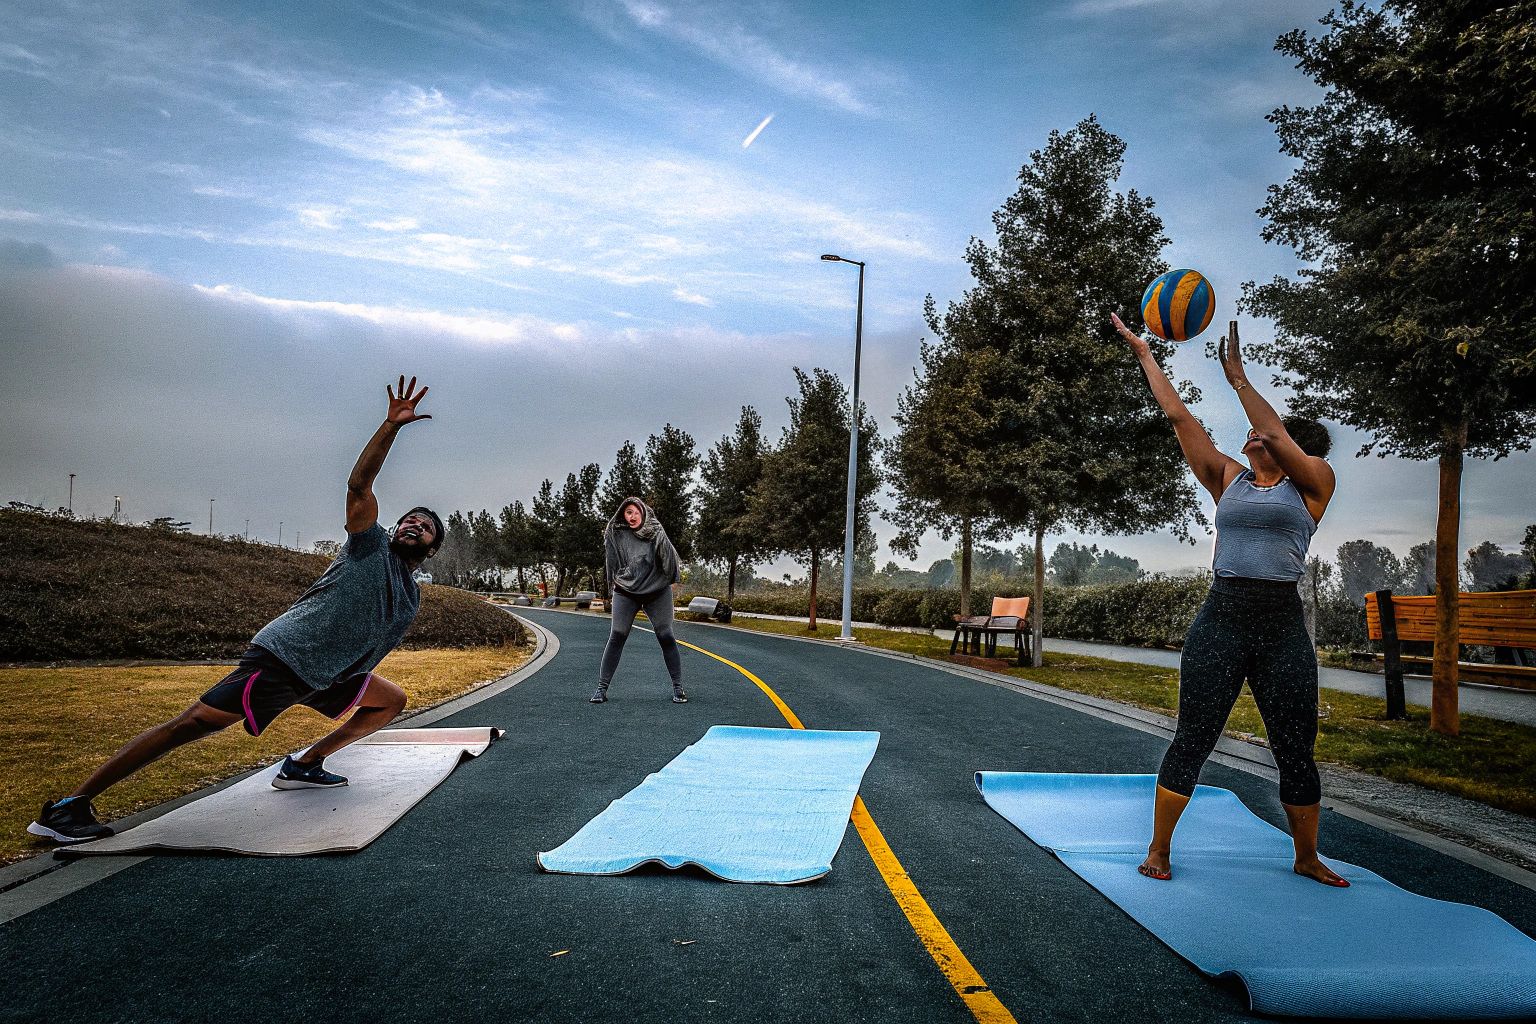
[604,497,681,597]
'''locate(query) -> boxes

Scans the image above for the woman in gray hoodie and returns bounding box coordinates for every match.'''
[592,497,686,704]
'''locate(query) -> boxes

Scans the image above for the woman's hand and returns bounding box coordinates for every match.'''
[1110,313,1152,360]
[1218,325,1249,390]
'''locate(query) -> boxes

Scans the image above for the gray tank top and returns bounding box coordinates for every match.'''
[1211,471,1316,582]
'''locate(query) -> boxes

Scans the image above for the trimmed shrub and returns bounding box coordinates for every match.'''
[684,573,1213,647]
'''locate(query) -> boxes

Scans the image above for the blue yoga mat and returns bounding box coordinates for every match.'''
[976,772,1536,1019]
[539,726,879,884]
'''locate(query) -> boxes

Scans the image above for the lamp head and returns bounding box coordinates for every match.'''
[821,254,841,262]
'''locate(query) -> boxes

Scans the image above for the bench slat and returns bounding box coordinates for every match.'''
[1366,591,1536,646]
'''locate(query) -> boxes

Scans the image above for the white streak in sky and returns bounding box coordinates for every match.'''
[742,114,773,148]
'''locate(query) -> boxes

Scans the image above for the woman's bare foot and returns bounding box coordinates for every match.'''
[1138,853,1171,880]
[1294,857,1349,887]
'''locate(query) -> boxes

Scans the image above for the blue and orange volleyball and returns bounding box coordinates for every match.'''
[1140,269,1215,342]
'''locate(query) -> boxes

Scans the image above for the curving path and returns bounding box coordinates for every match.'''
[3,607,1535,1023]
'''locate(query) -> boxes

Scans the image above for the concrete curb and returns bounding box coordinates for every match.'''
[0,614,557,925]
[667,614,1536,894]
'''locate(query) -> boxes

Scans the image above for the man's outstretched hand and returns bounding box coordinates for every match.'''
[387,376,431,427]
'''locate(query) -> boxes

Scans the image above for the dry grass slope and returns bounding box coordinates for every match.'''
[0,509,522,660]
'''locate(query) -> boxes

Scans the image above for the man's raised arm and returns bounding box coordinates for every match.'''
[346,376,431,535]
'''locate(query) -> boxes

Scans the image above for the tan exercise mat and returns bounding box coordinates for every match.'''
[72,727,503,857]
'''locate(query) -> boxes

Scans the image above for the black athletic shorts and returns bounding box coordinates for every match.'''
[200,646,374,737]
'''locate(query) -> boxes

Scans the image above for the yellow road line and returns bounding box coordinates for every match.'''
[673,638,1020,1024]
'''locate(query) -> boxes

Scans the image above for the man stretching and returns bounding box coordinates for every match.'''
[30,376,442,844]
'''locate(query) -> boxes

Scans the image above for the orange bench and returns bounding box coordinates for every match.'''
[1365,590,1536,695]
[951,596,1032,666]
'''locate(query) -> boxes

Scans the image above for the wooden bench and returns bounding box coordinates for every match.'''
[1365,590,1536,700]
[951,596,1032,667]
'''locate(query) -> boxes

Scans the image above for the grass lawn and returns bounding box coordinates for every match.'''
[1,646,530,864]
[711,615,1536,820]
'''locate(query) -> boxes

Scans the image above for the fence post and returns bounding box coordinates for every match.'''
[1375,589,1408,720]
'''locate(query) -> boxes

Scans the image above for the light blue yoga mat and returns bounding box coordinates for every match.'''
[539,726,880,884]
[976,772,1536,1019]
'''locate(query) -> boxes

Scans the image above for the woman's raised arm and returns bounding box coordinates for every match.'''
[1112,314,1240,503]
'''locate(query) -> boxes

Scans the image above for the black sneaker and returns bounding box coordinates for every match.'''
[589,683,609,703]
[272,755,348,790]
[671,684,688,704]
[28,797,114,844]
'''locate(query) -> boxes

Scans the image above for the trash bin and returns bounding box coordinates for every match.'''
[574,591,597,610]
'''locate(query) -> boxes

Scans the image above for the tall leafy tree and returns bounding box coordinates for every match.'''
[645,424,699,561]
[928,116,1201,664]
[748,368,881,630]
[887,338,1011,617]
[498,500,535,592]
[1243,1,1536,732]
[695,406,769,601]
[601,440,648,517]
[550,464,604,595]
[529,479,558,595]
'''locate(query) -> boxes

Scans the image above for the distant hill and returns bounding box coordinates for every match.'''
[1,509,524,661]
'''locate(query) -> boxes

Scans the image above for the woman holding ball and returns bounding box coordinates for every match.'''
[1111,312,1347,888]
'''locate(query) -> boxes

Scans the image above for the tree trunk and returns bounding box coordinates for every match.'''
[808,551,820,632]
[1032,526,1045,668]
[555,566,566,597]
[727,557,738,603]
[959,514,973,618]
[1431,425,1466,735]
[516,564,525,593]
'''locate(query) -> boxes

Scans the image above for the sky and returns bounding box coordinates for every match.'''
[2,0,1532,577]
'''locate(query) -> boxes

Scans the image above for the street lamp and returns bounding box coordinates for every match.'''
[68,474,75,513]
[209,498,215,535]
[820,253,865,642]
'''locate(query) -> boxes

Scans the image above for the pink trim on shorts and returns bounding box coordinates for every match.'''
[241,671,262,736]
[338,673,372,718]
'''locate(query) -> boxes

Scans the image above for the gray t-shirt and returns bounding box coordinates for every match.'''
[253,523,420,689]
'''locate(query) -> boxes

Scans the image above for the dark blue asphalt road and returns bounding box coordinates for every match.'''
[4,608,1534,1023]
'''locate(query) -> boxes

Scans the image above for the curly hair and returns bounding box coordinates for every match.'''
[1282,416,1332,459]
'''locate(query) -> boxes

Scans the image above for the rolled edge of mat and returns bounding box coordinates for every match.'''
[534,851,831,886]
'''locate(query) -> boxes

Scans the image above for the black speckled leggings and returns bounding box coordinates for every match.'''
[1158,576,1322,806]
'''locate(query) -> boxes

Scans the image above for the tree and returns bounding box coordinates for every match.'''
[1402,541,1437,595]
[1465,541,1532,592]
[748,367,881,630]
[529,479,558,595]
[645,424,699,562]
[601,440,648,519]
[888,338,1012,617]
[695,406,769,601]
[1336,539,1403,605]
[927,116,1203,664]
[1243,2,1536,733]
[498,500,536,592]
[549,465,604,595]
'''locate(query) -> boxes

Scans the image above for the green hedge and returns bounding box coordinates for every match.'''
[686,574,1214,647]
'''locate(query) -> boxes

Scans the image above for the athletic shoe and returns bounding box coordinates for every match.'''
[28,797,114,844]
[589,683,609,703]
[272,755,348,790]
[671,684,688,704]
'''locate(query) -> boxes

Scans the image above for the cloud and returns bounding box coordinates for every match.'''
[194,284,586,345]
[0,237,59,269]
[613,0,878,115]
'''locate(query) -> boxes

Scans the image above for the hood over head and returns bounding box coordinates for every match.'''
[608,497,662,541]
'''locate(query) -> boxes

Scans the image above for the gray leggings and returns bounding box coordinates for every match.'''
[599,589,683,686]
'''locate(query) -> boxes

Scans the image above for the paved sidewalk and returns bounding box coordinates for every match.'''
[727,611,1536,728]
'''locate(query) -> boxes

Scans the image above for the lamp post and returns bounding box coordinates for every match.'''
[68,474,75,513]
[209,498,215,535]
[820,253,865,642]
